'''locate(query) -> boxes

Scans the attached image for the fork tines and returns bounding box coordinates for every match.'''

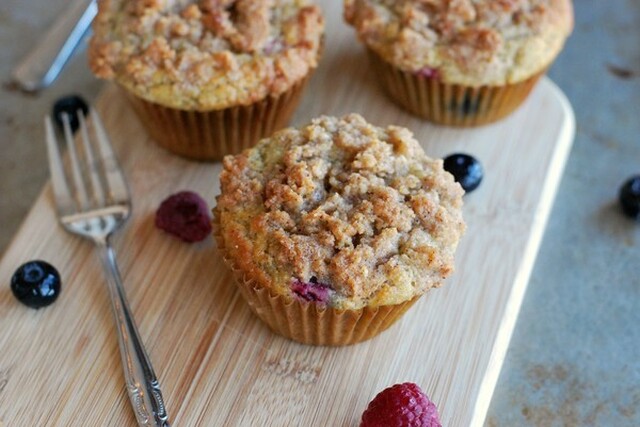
[45,108,128,218]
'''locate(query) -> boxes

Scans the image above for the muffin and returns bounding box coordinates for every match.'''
[344,0,573,126]
[214,114,465,345]
[89,0,324,160]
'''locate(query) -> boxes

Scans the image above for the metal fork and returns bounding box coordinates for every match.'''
[45,109,169,426]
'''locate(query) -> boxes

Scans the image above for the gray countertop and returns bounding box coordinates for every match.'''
[1,1,638,426]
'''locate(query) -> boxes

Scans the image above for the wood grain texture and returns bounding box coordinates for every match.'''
[0,2,574,426]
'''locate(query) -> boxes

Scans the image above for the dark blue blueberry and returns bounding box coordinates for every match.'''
[52,95,89,133]
[11,260,61,309]
[443,153,483,193]
[450,93,480,116]
[619,175,640,220]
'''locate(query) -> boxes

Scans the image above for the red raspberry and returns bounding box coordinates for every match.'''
[416,66,441,80]
[291,277,331,304]
[155,191,212,242]
[360,382,441,427]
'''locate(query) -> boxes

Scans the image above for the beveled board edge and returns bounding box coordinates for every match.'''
[470,79,575,427]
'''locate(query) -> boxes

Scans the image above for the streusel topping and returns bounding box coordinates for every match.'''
[89,0,324,110]
[345,0,573,85]
[216,114,465,309]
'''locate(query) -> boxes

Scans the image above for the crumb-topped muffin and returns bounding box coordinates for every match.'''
[89,0,324,160]
[344,0,573,126]
[215,114,465,344]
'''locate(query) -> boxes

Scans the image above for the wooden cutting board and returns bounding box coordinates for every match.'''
[0,3,574,426]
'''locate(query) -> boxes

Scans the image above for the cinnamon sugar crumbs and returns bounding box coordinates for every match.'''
[345,0,573,85]
[216,114,465,309]
[89,0,324,109]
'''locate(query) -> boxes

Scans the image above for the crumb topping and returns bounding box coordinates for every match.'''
[89,0,324,110]
[216,114,465,309]
[345,0,573,85]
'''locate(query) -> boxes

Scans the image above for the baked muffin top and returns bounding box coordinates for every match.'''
[216,114,465,310]
[345,0,573,86]
[89,0,324,110]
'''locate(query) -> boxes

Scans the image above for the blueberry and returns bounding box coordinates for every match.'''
[52,95,89,133]
[443,153,483,193]
[450,93,480,116]
[11,260,61,309]
[619,175,640,220]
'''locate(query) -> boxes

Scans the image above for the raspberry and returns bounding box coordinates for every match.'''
[361,382,441,427]
[291,277,331,303]
[155,191,212,242]
[416,66,440,80]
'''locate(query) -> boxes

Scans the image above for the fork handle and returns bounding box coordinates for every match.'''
[98,241,170,426]
[11,0,97,91]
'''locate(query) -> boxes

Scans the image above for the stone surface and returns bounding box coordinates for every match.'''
[486,1,640,426]
[0,1,638,426]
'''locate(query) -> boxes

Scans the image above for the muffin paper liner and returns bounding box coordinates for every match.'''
[120,75,310,161]
[212,208,421,346]
[368,50,545,127]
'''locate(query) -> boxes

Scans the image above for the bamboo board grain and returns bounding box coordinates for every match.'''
[0,4,574,427]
